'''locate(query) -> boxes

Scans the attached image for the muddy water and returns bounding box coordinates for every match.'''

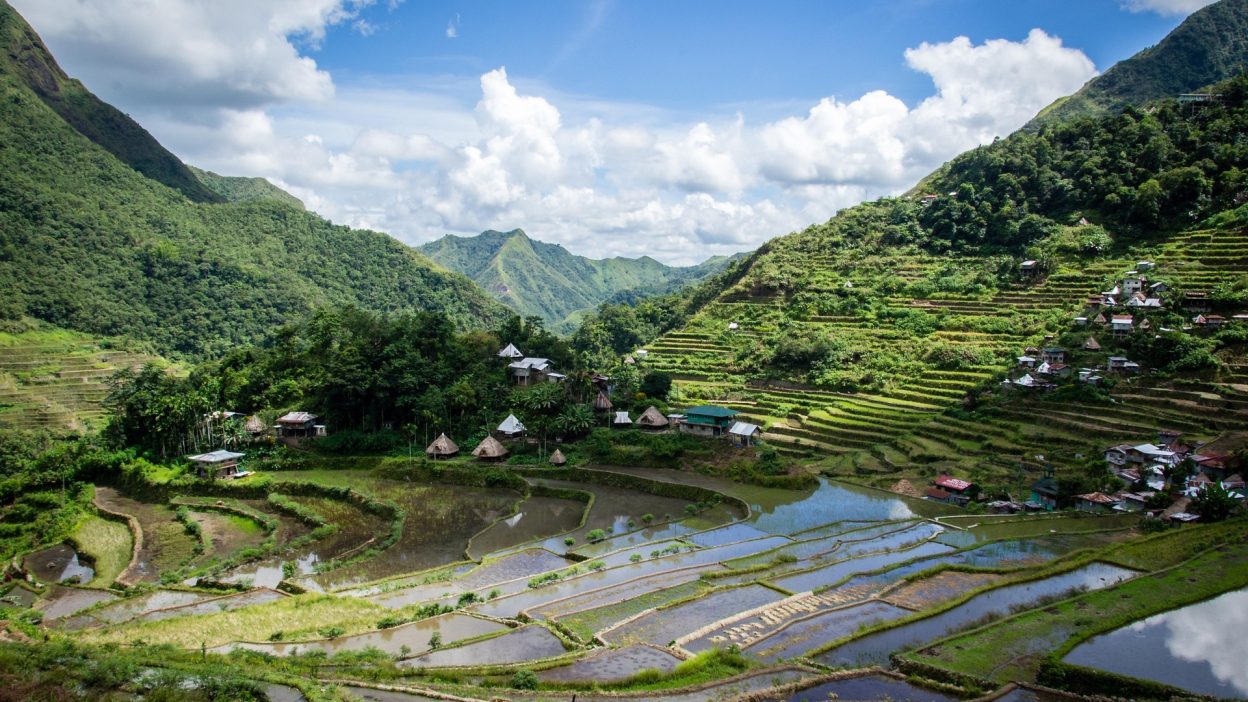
[603,584,785,646]
[538,645,682,682]
[138,588,287,622]
[67,589,212,627]
[818,562,1137,668]
[524,478,712,553]
[221,612,505,658]
[1063,586,1248,699]
[24,544,94,584]
[189,510,266,564]
[399,624,567,667]
[685,522,772,547]
[537,565,720,622]
[0,584,38,608]
[36,585,118,620]
[465,495,585,559]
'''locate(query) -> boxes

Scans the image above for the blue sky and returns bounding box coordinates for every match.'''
[316,1,1182,111]
[12,0,1211,264]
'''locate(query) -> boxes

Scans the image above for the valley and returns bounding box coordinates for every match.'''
[1,0,1247,700]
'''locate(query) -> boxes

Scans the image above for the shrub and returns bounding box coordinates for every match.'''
[510,669,539,690]
[586,528,607,543]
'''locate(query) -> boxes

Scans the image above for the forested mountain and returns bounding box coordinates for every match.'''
[573,30,1248,499]
[1028,0,1248,128]
[189,166,305,210]
[419,228,741,333]
[0,0,509,359]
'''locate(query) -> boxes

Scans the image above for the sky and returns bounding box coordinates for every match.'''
[12,0,1215,265]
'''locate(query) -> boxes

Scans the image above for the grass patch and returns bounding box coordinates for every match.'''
[82,593,400,648]
[69,514,132,588]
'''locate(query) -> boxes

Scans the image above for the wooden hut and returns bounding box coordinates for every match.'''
[472,435,509,461]
[593,390,613,412]
[549,448,567,466]
[243,415,267,436]
[636,406,669,430]
[425,433,459,459]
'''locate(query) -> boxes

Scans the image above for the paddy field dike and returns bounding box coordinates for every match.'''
[10,457,1247,702]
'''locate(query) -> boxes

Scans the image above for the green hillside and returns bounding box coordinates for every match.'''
[419,229,741,333]
[591,73,1248,497]
[189,166,304,209]
[1027,0,1248,128]
[0,0,509,359]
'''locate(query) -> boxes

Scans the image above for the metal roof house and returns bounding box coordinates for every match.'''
[496,414,527,439]
[188,449,245,479]
[728,421,761,447]
[680,405,738,437]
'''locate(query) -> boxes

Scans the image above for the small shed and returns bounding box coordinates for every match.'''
[496,414,527,439]
[1030,473,1061,511]
[472,435,509,462]
[425,433,459,459]
[188,450,245,479]
[613,411,633,427]
[549,448,567,466]
[497,343,524,359]
[728,421,761,447]
[275,411,318,438]
[1075,492,1120,513]
[636,406,669,430]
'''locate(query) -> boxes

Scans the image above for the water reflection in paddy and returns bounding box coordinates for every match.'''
[400,624,566,667]
[772,540,953,593]
[1063,587,1248,699]
[819,562,1136,668]
[465,495,585,559]
[23,544,94,584]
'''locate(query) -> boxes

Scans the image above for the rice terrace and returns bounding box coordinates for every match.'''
[2,0,1248,701]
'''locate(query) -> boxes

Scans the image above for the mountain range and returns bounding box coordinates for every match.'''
[0,0,508,359]
[419,229,742,333]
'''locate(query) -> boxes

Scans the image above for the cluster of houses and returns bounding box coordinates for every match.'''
[1095,430,1245,518]
[183,342,772,478]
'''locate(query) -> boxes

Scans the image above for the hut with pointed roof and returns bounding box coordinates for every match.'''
[425,433,459,459]
[549,448,567,466]
[613,411,633,428]
[472,435,509,462]
[496,414,526,439]
[635,406,669,430]
[1082,336,1101,351]
[593,390,613,412]
[497,343,524,359]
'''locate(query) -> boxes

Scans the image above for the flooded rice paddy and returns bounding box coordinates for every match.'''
[24,543,94,584]
[465,495,585,559]
[1063,586,1248,699]
[223,612,506,658]
[399,624,567,667]
[818,562,1137,668]
[63,466,1157,700]
[537,644,683,682]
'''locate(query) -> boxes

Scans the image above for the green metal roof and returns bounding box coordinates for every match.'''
[684,405,738,418]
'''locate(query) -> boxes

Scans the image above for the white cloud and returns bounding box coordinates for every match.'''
[15,3,1101,265]
[446,13,459,38]
[1121,0,1216,15]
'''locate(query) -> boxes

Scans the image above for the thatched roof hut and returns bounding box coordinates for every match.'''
[425,433,459,458]
[549,449,567,466]
[472,435,509,461]
[244,415,267,435]
[593,390,613,411]
[889,479,921,498]
[1083,336,1101,351]
[636,406,669,429]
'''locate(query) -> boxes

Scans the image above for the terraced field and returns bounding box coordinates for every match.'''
[20,462,1248,701]
[0,324,156,432]
[643,228,1248,492]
